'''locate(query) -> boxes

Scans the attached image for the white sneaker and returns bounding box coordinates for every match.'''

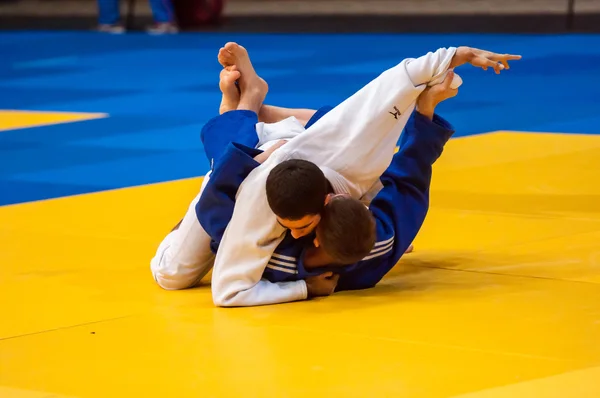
[96,24,126,34]
[147,22,179,35]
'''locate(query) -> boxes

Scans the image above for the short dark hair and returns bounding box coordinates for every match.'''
[266,159,329,220]
[316,197,376,264]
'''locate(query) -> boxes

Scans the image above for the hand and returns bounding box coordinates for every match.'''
[306,272,340,298]
[417,70,458,119]
[470,48,522,74]
[451,46,522,74]
[253,140,287,164]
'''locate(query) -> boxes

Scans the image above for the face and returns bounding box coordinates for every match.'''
[275,193,349,239]
[276,213,321,239]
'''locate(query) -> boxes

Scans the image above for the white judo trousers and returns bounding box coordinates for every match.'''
[150,173,213,290]
[209,47,459,307]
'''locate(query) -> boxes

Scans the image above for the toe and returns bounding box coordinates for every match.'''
[224,42,238,53]
[218,48,234,65]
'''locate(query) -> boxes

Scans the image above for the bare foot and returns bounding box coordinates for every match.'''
[219,65,241,114]
[223,42,268,112]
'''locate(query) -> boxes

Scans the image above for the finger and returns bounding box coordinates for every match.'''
[494,62,505,74]
[442,70,455,88]
[502,54,522,70]
[484,59,503,74]
[476,56,498,72]
[494,55,510,70]
[490,53,520,60]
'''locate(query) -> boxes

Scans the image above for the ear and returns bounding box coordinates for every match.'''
[313,236,320,248]
[324,193,335,206]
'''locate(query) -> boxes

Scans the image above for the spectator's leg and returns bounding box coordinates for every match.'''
[97,0,125,32]
[147,0,178,34]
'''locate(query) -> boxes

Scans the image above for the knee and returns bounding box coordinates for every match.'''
[150,255,199,291]
[153,271,196,290]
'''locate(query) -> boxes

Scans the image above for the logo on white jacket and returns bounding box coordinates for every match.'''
[389,106,401,120]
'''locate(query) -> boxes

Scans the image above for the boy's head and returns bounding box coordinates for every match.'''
[266,159,329,238]
[315,196,377,265]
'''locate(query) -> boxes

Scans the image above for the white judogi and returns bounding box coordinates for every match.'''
[210,47,458,306]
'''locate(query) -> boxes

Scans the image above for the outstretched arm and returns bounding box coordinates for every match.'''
[335,110,455,291]
[336,76,459,291]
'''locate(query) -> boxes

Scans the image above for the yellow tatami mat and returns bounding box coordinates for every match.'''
[1,131,600,397]
[0,110,107,132]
